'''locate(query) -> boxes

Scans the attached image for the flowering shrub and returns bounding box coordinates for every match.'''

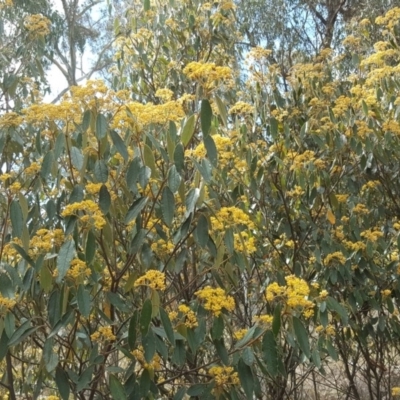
[2,2,400,399]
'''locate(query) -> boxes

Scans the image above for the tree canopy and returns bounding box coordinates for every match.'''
[1,0,400,399]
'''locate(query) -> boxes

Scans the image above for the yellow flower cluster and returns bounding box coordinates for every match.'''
[254,314,273,325]
[209,366,239,387]
[210,206,254,231]
[24,14,51,36]
[61,200,106,230]
[188,134,247,174]
[360,229,384,242]
[332,95,352,116]
[90,326,116,342]
[315,324,335,336]
[233,232,257,253]
[178,304,198,328]
[155,88,174,102]
[195,286,235,316]
[375,7,400,30]
[286,150,317,171]
[134,270,166,291]
[0,294,16,314]
[228,101,254,114]
[85,183,103,195]
[132,346,161,371]
[266,276,314,317]
[183,62,232,89]
[151,239,175,258]
[0,0,13,9]
[66,259,91,280]
[112,100,185,131]
[392,387,400,397]
[323,251,346,265]
[29,229,64,257]
[24,162,41,175]
[233,329,248,340]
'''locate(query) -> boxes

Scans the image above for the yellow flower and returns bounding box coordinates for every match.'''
[66,258,91,280]
[0,294,16,315]
[209,366,239,387]
[233,329,248,340]
[178,304,198,328]
[132,346,161,371]
[24,14,51,36]
[134,270,166,291]
[61,200,106,230]
[393,387,400,397]
[195,286,235,316]
[324,251,346,265]
[90,326,116,342]
[255,314,273,325]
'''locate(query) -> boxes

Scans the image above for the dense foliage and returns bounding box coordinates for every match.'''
[2,0,400,399]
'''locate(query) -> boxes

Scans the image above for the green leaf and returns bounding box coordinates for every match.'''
[185,187,200,215]
[142,329,156,363]
[270,118,278,138]
[128,311,138,350]
[96,113,107,139]
[94,160,108,183]
[272,304,281,336]
[214,95,227,126]
[85,230,96,264]
[171,340,186,366]
[187,384,206,396]
[238,359,254,398]
[173,387,187,400]
[125,197,148,224]
[10,200,24,238]
[55,367,70,400]
[77,285,91,318]
[76,366,94,392]
[242,347,255,366]
[143,144,158,178]
[143,0,150,11]
[293,316,310,358]
[139,369,151,398]
[326,297,348,325]
[159,308,175,345]
[110,130,128,161]
[82,110,91,132]
[99,184,111,214]
[0,331,8,362]
[204,134,218,167]
[110,375,127,400]
[213,338,229,365]
[201,99,213,136]
[126,157,140,191]
[71,146,84,170]
[56,239,75,284]
[138,165,151,189]
[40,150,54,179]
[168,165,181,193]
[161,186,175,227]
[140,299,152,336]
[174,143,185,173]
[211,315,224,340]
[262,330,278,377]
[43,338,59,372]
[8,321,39,347]
[194,214,209,247]
[181,114,196,146]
